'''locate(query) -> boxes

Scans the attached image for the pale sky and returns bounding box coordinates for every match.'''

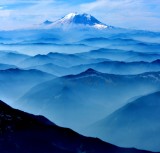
[0,0,160,31]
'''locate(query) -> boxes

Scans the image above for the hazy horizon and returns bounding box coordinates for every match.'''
[0,0,160,31]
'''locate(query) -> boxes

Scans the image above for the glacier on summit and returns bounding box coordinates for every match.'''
[43,13,110,29]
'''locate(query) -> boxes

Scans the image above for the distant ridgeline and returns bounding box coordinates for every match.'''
[0,12,160,153]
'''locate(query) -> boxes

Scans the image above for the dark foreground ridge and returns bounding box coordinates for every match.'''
[0,100,154,153]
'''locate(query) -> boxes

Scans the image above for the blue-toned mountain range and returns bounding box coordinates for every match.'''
[0,13,160,153]
[86,91,160,152]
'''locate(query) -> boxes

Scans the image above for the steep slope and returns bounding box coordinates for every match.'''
[17,69,160,131]
[0,100,152,153]
[46,13,110,30]
[87,91,160,152]
[0,68,55,104]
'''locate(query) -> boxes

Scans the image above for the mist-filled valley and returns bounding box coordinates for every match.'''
[0,12,160,153]
[85,91,160,152]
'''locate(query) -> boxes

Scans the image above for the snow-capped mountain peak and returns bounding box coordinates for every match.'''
[63,12,77,20]
[45,13,111,30]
